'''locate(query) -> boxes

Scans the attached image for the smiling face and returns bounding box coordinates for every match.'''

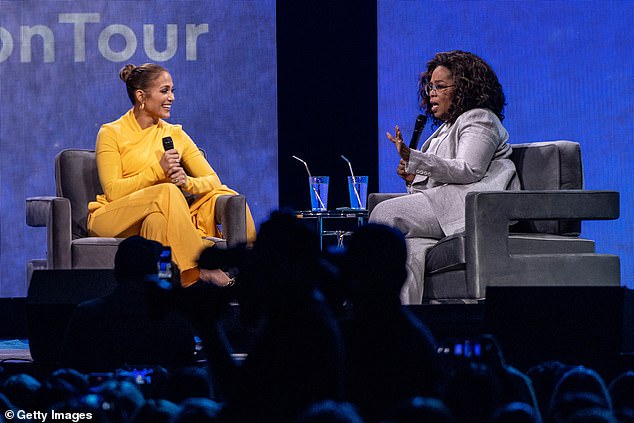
[135,71,175,126]
[428,66,455,122]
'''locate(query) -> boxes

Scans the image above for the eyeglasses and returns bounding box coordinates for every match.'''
[424,83,456,95]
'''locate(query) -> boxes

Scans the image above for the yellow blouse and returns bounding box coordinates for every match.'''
[89,109,224,212]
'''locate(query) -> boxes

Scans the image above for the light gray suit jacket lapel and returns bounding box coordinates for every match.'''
[407,108,519,235]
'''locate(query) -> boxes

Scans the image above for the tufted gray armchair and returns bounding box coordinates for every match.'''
[26,149,249,283]
[368,141,621,304]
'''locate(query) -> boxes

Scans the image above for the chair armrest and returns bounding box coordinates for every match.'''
[465,190,620,297]
[368,193,406,214]
[467,190,619,223]
[214,194,247,248]
[26,196,73,268]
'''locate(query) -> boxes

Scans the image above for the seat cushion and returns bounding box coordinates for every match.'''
[204,236,227,249]
[72,237,122,268]
[425,232,466,275]
[73,237,227,268]
[425,231,596,275]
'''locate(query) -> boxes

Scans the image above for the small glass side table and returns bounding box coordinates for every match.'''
[295,209,369,250]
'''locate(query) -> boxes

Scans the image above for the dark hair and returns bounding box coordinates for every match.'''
[419,50,506,125]
[119,63,168,105]
[295,400,364,423]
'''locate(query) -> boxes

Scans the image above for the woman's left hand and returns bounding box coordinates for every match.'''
[386,125,411,161]
[397,159,415,184]
[168,165,188,188]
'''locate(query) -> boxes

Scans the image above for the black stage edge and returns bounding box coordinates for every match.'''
[483,286,634,380]
[0,297,27,339]
[409,287,634,379]
[408,303,486,343]
[18,269,634,380]
[276,0,379,212]
[26,269,118,365]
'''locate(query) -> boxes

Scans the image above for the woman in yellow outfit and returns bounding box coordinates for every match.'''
[88,63,256,287]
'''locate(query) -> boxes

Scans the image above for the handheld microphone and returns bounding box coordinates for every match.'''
[162,136,174,151]
[162,136,183,188]
[408,114,427,149]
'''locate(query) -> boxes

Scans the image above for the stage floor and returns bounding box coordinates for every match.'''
[0,339,32,362]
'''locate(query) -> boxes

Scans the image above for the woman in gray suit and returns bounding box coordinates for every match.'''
[370,50,519,304]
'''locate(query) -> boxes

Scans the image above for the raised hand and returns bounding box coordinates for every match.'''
[386,124,411,161]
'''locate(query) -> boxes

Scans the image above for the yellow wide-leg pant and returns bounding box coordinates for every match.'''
[87,183,213,277]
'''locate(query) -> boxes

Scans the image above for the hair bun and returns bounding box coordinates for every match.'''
[119,64,136,83]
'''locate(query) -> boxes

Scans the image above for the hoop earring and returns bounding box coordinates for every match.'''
[140,103,145,111]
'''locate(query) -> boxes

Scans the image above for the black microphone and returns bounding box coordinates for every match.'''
[162,135,179,175]
[408,114,427,149]
[162,136,184,189]
[162,136,174,151]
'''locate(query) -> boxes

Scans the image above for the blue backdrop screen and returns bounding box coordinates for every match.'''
[0,1,277,296]
[2,1,632,296]
[377,1,633,288]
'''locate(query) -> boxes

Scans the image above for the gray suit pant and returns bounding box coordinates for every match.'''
[369,193,444,304]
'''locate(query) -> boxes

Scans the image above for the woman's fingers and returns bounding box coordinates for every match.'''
[169,167,187,186]
[161,150,181,175]
[387,125,403,143]
[168,166,185,179]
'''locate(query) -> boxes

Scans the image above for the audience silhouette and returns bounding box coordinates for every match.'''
[443,361,504,423]
[59,235,196,372]
[527,360,574,418]
[490,401,540,423]
[205,211,345,422]
[0,373,41,410]
[471,334,541,417]
[133,398,181,423]
[339,223,439,422]
[37,368,89,410]
[0,210,631,423]
[174,397,223,423]
[93,379,146,422]
[164,365,214,404]
[294,400,364,423]
[608,371,634,422]
[389,396,456,423]
[547,366,615,423]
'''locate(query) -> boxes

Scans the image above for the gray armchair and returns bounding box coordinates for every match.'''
[369,141,620,303]
[27,149,249,280]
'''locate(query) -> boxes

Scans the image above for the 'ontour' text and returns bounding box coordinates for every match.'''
[0,13,209,63]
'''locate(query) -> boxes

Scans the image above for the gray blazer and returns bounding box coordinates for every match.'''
[406,108,519,235]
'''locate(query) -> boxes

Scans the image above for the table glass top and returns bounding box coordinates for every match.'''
[295,209,369,218]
